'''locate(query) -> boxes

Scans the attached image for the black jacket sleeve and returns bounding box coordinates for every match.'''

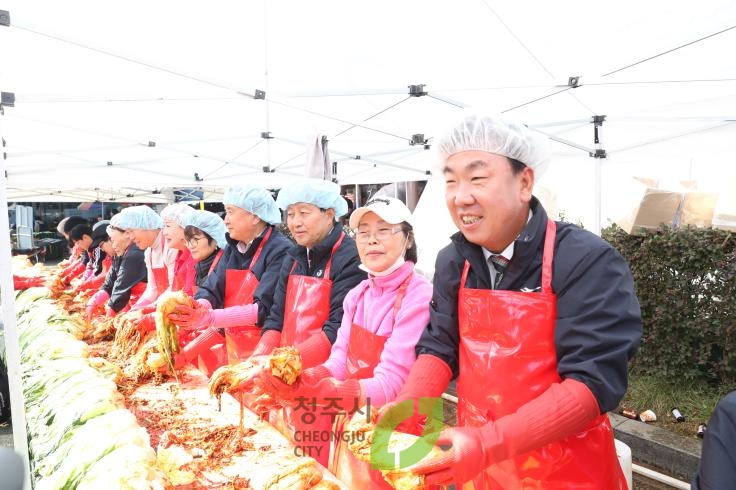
[108,246,147,312]
[252,234,291,326]
[553,230,642,413]
[321,238,365,343]
[415,244,465,377]
[101,257,120,296]
[262,256,292,334]
[692,391,736,489]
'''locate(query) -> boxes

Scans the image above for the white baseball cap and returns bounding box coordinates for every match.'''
[349,196,413,229]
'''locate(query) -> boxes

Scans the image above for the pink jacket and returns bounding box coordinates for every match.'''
[322,261,432,407]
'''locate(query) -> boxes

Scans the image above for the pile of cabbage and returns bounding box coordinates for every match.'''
[15,288,169,489]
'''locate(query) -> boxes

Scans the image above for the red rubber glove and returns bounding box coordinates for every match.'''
[257,365,333,403]
[412,378,601,486]
[176,327,225,366]
[294,331,332,368]
[138,312,156,333]
[260,367,362,408]
[375,354,452,436]
[12,275,45,290]
[105,306,117,318]
[251,330,281,357]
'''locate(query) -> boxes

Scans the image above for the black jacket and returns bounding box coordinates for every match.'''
[263,223,366,343]
[195,226,292,326]
[416,197,642,412]
[101,244,147,312]
[193,247,221,288]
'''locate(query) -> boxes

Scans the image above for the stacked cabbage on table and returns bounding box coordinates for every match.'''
[15,288,168,489]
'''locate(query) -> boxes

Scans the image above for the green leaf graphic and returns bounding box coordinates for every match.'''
[370,397,443,470]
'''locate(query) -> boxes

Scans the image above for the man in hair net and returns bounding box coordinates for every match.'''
[167,186,292,375]
[377,110,642,488]
[244,178,365,465]
[114,205,178,311]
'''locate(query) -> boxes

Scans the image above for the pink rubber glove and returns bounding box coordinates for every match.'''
[412,378,601,486]
[85,290,110,319]
[167,299,214,329]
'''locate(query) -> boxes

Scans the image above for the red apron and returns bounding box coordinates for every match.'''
[151,236,170,298]
[330,274,413,489]
[118,244,152,314]
[224,228,273,364]
[456,219,626,489]
[171,249,197,296]
[271,233,344,463]
[179,249,223,350]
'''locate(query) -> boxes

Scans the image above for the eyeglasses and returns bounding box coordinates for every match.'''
[186,236,207,247]
[353,226,404,244]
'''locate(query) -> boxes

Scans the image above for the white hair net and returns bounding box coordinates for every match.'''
[112,205,163,230]
[181,210,228,249]
[276,178,348,217]
[435,110,551,180]
[223,185,281,225]
[160,203,195,227]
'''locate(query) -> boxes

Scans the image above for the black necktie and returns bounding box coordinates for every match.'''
[489,254,509,289]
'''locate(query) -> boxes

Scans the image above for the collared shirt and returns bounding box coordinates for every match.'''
[482,209,532,285]
[236,227,267,254]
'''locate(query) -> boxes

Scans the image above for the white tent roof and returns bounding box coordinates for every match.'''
[1,0,734,229]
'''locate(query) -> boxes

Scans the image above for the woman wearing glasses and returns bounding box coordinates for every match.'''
[135,203,198,333]
[259,196,431,485]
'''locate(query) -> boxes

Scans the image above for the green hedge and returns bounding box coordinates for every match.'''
[602,224,736,384]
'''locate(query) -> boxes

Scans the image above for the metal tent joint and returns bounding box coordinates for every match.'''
[408,84,427,97]
[589,149,607,158]
[568,76,581,88]
[1,92,15,108]
[410,133,427,146]
[0,10,10,27]
[260,131,273,139]
[254,89,266,100]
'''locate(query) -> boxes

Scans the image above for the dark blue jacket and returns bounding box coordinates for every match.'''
[416,197,642,412]
[692,390,736,489]
[102,244,147,312]
[262,223,366,343]
[195,225,292,327]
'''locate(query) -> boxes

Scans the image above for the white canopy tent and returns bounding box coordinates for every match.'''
[1,0,736,481]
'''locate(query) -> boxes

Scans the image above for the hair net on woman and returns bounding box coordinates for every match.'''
[112,205,163,230]
[275,178,348,217]
[160,203,196,227]
[223,185,281,225]
[181,210,228,249]
[435,110,551,180]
